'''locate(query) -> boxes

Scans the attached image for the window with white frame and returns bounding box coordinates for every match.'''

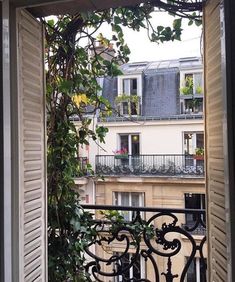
[180,72,203,95]
[113,252,145,281]
[180,72,203,114]
[117,75,142,116]
[184,132,204,155]
[119,134,140,156]
[186,257,207,282]
[113,192,144,221]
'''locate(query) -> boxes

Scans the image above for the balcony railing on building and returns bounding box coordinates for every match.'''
[96,154,204,176]
[81,205,207,281]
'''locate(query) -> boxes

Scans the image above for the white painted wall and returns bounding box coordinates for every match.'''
[94,119,203,161]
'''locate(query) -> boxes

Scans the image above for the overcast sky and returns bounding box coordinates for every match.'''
[101,12,203,62]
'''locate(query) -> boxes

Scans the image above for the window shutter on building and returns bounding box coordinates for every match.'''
[17,10,47,282]
[204,0,230,281]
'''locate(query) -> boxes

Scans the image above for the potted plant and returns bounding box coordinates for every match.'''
[180,76,194,95]
[115,94,140,116]
[194,147,204,160]
[113,148,128,159]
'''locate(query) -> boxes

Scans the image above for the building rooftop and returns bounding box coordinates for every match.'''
[121,57,202,74]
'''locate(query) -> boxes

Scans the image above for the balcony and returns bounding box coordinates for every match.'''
[95,154,204,177]
[81,205,207,281]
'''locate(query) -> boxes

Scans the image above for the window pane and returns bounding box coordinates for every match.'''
[185,73,193,94]
[186,257,196,282]
[122,101,129,115]
[130,101,137,115]
[130,78,137,95]
[184,133,193,155]
[131,193,140,207]
[120,135,129,153]
[121,192,129,206]
[196,133,204,149]
[123,79,129,94]
[194,73,203,92]
[131,135,140,155]
[185,193,204,224]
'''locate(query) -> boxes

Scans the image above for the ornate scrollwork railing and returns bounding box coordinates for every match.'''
[81,205,207,282]
[96,154,204,177]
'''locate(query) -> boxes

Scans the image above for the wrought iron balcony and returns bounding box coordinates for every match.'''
[96,154,204,177]
[81,205,207,282]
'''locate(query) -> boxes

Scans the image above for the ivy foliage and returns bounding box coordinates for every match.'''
[44,4,202,281]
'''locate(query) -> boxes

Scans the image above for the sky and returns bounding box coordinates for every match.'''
[100,12,203,63]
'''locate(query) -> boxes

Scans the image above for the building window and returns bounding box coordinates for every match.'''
[114,253,145,281]
[180,72,203,114]
[123,78,138,95]
[184,132,204,155]
[186,257,207,282]
[181,72,203,95]
[119,134,140,156]
[182,98,203,114]
[113,192,144,221]
[185,193,206,226]
[117,75,142,116]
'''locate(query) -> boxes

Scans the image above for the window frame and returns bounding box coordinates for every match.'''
[118,133,140,156]
[113,192,145,221]
[180,70,203,95]
[117,74,142,116]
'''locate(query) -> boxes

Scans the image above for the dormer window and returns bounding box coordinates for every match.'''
[123,78,137,95]
[180,70,203,114]
[116,75,142,116]
[180,72,203,95]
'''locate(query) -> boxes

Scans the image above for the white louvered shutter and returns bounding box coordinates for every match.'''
[204,0,230,281]
[17,9,47,282]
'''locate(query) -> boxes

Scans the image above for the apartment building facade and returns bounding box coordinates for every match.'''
[75,57,206,281]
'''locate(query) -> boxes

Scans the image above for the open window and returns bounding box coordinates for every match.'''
[116,75,142,116]
[180,71,203,114]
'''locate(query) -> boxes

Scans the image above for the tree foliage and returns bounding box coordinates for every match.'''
[44,4,202,281]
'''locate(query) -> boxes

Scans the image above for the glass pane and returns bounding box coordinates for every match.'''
[186,257,196,282]
[121,192,129,206]
[200,258,207,282]
[131,193,140,207]
[196,133,204,149]
[184,133,193,155]
[123,79,129,94]
[185,193,202,225]
[130,78,137,95]
[185,73,193,94]
[122,101,129,115]
[194,73,203,94]
[130,101,137,115]
[131,135,139,155]
[120,135,129,153]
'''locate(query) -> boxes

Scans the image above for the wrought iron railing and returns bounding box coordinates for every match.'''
[81,205,207,282]
[96,154,204,176]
